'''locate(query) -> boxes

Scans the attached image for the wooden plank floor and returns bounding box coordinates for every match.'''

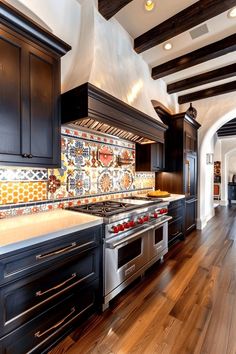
[50,206,236,354]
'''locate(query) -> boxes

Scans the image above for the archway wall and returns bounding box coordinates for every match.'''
[220,141,236,204]
[181,93,236,229]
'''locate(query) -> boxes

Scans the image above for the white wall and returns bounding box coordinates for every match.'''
[214,138,221,161]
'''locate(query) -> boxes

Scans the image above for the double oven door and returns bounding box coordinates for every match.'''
[104,217,171,304]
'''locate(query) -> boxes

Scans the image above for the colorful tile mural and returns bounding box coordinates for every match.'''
[0,126,155,218]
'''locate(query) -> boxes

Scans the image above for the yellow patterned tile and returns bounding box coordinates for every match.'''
[0,181,48,205]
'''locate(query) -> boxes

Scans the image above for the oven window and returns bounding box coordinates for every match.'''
[154,226,164,244]
[118,238,142,268]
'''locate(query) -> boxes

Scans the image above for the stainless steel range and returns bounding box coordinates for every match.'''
[68,199,172,307]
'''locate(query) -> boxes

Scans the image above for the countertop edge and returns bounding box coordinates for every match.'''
[0,218,103,256]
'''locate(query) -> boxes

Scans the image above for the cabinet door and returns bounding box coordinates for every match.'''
[184,153,197,197]
[151,143,165,171]
[185,198,197,233]
[0,26,61,168]
[135,143,164,172]
[27,47,60,166]
[185,132,197,153]
[0,29,25,163]
[168,217,183,243]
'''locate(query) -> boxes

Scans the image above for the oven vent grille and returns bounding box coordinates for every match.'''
[70,118,155,144]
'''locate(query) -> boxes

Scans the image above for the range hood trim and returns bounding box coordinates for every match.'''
[61,82,168,143]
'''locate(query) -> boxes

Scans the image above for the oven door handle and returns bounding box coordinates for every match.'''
[151,216,172,229]
[105,226,153,249]
[105,216,172,249]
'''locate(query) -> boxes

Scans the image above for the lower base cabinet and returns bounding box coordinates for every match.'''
[0,225,103,354]
[167,199,185,245]
[185,198,197,234]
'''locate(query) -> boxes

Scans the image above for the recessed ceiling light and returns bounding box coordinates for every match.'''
[144,0,155,12]
[228,6,236,18]
[163,42,173,51]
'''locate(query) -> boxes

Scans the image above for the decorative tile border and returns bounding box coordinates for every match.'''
[62,126,136,149]
[0,168,48,182]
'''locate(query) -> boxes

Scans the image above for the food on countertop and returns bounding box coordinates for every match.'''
[147,189,171,197]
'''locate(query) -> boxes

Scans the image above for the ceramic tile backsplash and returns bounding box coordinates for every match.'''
[0,181,48,205]
[47,127,136,199]
[0,127,155,218]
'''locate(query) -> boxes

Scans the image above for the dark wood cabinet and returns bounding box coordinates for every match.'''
[168,199,185,245]
[156,112,201,235]
[0,224,103,353]
[0,1,71,167]
[136,142,165,171]
[185,198,197,233]
[228,183,236,206]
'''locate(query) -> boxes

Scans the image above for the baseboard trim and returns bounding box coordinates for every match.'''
[196,218,207,230]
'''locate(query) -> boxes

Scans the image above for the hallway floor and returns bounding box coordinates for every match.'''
[50,205,236,354]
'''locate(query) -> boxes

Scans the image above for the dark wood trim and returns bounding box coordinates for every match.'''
[98,0,133,20]
[178,80,236,104]
[167,63,236,94]
[61,83,167,143]
[172,112,201,130]
[0,0,71,55]
[134,0,236,53]
[152,34,236,79]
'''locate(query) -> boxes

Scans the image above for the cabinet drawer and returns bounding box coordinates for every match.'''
[169,199,184,210]
[0,249,100,336]
[0,284,97,354]
[168,217,183,243]
[0,225,102,285]
[168,206,183,220]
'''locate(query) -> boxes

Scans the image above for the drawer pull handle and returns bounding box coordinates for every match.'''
[171,231,180,237]
[34,306,76,338]
[36,273,77,297]
[36,242,77,260]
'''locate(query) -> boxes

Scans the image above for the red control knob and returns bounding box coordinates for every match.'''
[160,209,165,214]
[118,224,125,231]
[124,222,130,229]
[153,212,158,218]
[143,215,149,222]
[138,218,144,224]
[129,220,135,227]
[112,226,119,233]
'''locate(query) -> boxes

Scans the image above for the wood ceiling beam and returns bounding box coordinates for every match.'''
[98,0,133,20]
[178,80,236,104]
[218,131,236,136]
[152,34,236,79]
[134,0,236,53]
[167,63,236,94]
[218,127,236,132]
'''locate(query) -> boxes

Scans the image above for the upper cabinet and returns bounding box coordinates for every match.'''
[136,142,165,172]
[0,0,71,167]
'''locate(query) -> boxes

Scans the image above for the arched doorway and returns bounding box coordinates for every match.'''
[198,108,236,229]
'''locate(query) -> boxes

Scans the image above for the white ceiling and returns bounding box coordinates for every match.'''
[115,0,236,101]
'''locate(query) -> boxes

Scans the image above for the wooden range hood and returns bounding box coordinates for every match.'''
[61,83,167,144]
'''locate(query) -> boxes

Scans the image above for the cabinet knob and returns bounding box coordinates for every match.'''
[28,154,33,158]
[22,153,28,158]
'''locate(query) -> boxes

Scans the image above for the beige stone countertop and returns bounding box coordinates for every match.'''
[137,193,185,202]
[160,194,185,202]
[0,209,103,255]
